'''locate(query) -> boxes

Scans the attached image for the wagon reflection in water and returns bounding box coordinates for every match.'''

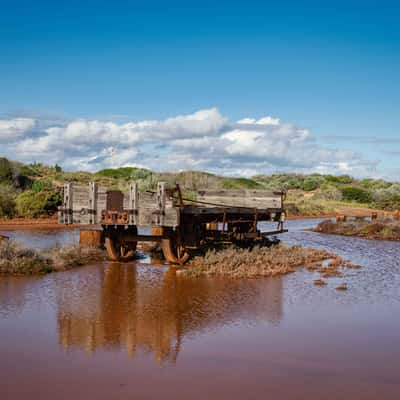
[56,262,283,364]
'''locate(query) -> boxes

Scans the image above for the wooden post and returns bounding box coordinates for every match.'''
[0,234,9,242]
[88,182,97,225]
[156,182,166,226]
[336,215,346,222]
[129,182,138,225]
[80,229,104,248]
[63,183,73,224]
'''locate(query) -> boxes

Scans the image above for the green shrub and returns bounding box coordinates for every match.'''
[292,199,335,216]
[32,179,53,193]
[0,184,17,217]
[96,167,152,180]
[360,178,391,190]
[15,189,62,217]
[325,175,353,185]
[18,165,37,177]
[302,176,324,191]
[222,177,262,189]
[0,158,13,183]
[341,186,372,203]
[255,173,304,190]
[285,179,303,189]
[373,195,400,211]
[313,187,343,201]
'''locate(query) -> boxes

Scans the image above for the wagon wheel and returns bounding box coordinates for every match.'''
[161,230,190,265]
[161,238,190,265]
[104,227,137,262]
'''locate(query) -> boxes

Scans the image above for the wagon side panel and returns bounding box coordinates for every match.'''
[196,189,283,209]
[70,184,91,224]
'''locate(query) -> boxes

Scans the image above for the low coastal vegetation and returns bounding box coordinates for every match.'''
[181,244,359,281]
[0,240,105,275]
[314,219,400,241]
[1,239,359,287]
[0,156,399,219]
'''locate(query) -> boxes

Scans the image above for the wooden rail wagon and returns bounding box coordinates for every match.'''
[58,182,287,264]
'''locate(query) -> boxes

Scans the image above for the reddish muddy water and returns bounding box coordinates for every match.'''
[1,219,400,399]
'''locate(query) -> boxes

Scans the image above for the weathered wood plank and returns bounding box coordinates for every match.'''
[96,188,107,223]
[181,205,283,216]
[196,189,283,209]
[137,207,179,227]
[196,195,282,209]
[62,183,73,224]
[196,189,283,197]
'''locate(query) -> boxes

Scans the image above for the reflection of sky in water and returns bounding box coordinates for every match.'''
[0,229,80,249]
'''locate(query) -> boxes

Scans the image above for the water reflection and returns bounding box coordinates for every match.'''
[56,263,283,363]
[0,277,39,318]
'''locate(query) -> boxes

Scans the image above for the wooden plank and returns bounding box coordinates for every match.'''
[137,207,179,227]
[129,182,138,225]
[181,205,283,216]
[63,183,73,224]
[96,187,107,223]
[156,182,166,225]
[71,183,90,225]
[71,184,89,213]
[196,196,281,209]
[197,189,283,197]
[88,182,97,224]
[196,189,283,209]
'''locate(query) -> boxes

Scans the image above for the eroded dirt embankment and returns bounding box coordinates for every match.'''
[0,217,90,230]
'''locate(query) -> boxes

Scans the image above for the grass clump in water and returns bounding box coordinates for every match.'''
[48,245,105,271]
[0,240,52,275]
[181,244,351,279]
[314,219,400,240]
[0,240,105,275]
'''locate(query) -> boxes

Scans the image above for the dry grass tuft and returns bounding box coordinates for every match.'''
[0,240,52,275]
[0,240,105,275]
[314,279,327,286]
[48,245,105,272]
[181,244,357,279]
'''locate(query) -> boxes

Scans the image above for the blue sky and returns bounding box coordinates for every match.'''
[0,0,399,179]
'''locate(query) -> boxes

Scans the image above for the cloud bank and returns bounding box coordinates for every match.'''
[0,108,378,178]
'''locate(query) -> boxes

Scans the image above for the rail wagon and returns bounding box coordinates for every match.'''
[58,182,287,264]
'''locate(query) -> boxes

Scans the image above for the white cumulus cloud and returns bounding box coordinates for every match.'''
[0,118,36,141]
[0,108,379,178]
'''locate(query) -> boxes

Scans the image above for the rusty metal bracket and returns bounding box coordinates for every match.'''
[222,209,227,233]
[175,183,184,208]
[253,208,258,232]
